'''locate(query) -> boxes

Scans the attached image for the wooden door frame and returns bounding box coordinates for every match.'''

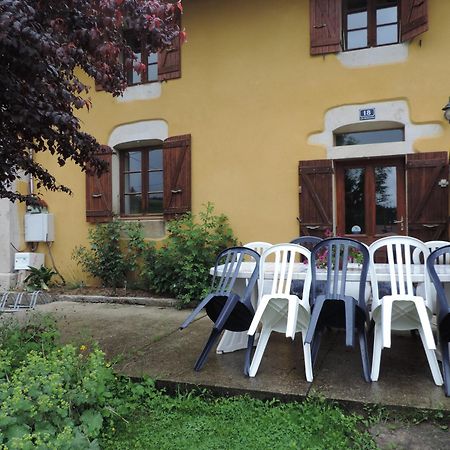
[335,156,406,244]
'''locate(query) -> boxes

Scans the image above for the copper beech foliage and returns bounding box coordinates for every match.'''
[0,0,185,203]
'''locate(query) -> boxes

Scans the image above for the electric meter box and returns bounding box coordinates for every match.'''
[14,252,45,270]
[24,213,55,242]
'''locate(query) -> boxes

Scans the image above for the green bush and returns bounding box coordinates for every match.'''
[72,221,145,291]
[0,316,157,450]
[142,203,237,306]
[24,266,57,291]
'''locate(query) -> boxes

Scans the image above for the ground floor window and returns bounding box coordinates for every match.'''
[120,147,164,215]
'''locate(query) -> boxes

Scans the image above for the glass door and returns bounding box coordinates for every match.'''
[336,158,405,245]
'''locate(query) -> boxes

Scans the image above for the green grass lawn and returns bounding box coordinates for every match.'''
[100,393,376,450]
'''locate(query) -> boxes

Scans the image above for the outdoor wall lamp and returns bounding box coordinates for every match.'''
[442,98,450,123]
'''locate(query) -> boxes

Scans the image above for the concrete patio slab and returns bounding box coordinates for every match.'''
[17,301,450,414]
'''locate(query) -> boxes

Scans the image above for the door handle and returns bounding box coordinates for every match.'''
[171,189,182,194]
[306,226,320,230]
[393,216,404,231]
[423,224,439,228]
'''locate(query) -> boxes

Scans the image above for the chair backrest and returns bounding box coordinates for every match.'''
[243,241,272,255]
[259,243,311,299]
[310,237,370,306]
[211,247,260,298]
[427,245,450,325]
[369,235,431,300]
[413,240,450,265]
[290,236,322,250]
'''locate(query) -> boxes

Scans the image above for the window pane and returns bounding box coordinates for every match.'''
[377,24,398,45]
[124,151,142,172]
[146,63,158,82]
[131,52,142,84]
[377,6,397,25]
[147,193,163,213]
[348,12,367,30]
[344,168,365,234]
[375,167,397,233]
[124,194,142,214]
[148,52,158,64]
[125,173,142,193]
[347,30,368,50]
[335,129,404,146]
[148,171,163,192]
[149,149,163,170]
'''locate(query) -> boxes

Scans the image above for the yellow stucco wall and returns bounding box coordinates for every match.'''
[32,0,450,283]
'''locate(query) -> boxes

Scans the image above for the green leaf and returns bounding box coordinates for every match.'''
[80,409,103,437]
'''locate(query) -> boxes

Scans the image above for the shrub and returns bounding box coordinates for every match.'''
[24,266,57,291]
[142,203,237,306]
[72,221,145,291]
[0,316,157,449]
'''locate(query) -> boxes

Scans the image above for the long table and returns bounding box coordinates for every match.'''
[211,262,450,353]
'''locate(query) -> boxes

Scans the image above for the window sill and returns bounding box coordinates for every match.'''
[116,82,161,103]
[336,43,408,68]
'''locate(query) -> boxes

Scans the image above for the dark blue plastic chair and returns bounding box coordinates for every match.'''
[290,236,323,297]
[304,237,371,382]
[180,246,260,374]
[427,245,450,396]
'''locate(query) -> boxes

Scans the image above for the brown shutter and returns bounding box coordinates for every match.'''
[85,147,113,223]
[310,0,342,56]
[401,0,428,42]
[406,152,449,241]
[158,14,181,81]
[299,159,334,237]
[163,134,191,220]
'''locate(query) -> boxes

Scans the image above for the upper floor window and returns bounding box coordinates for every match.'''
[310,0,428,56]
[125,32,159,85]
[344,0,399,51]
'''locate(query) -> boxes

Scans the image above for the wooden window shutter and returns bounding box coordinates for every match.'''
[85,146,114,223]
[406,151,449,241]
[310,0,342,56]
[158,14,181,81]
[401,0,428,42]
[163,134,191,220]
[298,159,334,237]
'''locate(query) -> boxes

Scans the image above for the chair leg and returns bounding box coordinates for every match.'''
[311,329,322,368]
[358,327,371,382]
[248,326,272,377]
[248,297,270,336]
[244,334,255,376]
[194,328,221,371]
[304,297,327,345]
[371,322,383,381]
[180,295,213,330]
[301,332,313,382]
[344,298,356,347]
[286,297,300,339]
[441,340,450,396]
[414,300,436,350]
[381,298,393,348]
[417,327,443,386]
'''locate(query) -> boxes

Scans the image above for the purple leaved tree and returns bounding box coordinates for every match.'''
[0,0,184,203]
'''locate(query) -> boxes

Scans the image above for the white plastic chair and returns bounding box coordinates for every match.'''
[369,236,443,385]
[243,241,272,255]
[413,241,450,314]
[247,244,313,381]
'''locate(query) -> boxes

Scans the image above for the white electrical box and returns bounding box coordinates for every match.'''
[24,213,55,242]
[14,252,45,270]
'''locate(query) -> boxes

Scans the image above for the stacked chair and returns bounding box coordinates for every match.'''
[304,238,372,382]
[180,246,260,374]
[427,245,450,396]
[369,236,443,386]
[247,244,313,381]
